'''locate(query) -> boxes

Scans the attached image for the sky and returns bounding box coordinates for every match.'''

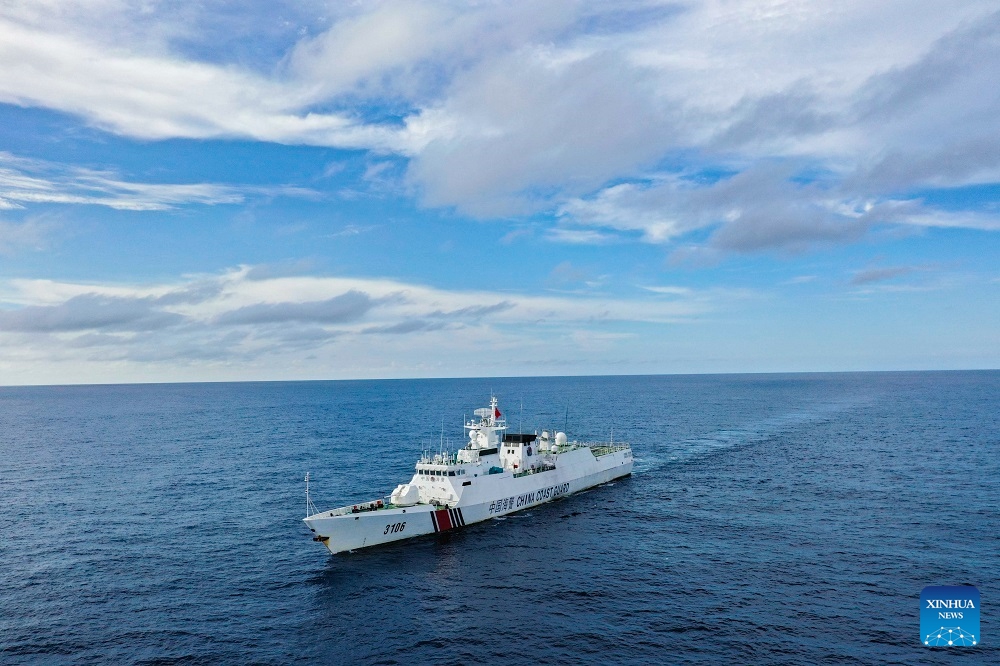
[0,0,998,385]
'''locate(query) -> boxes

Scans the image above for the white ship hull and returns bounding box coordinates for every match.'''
[305,444,632,555]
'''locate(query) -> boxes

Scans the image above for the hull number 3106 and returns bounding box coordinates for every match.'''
[384,522,406,534]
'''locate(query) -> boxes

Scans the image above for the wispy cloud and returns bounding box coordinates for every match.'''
[850,264,937,286]
[362,319,450,335]
[0,293,183,332]
[782,275,818,285]
[0,16,404,150]
[0,152,315,211]
[213,291,376,326]
[558,181,691,243]
[327,224,377,239]
[545,227,619,245]
[0,265,717,382]
[0,216,55,255]
[556,164,1000,253]
[641,285,693,296]
[499,227,534,245]
[549,261,593,286]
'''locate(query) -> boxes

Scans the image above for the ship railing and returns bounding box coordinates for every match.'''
[317,498,391,518]
[584,442,631,457]
[419,452,459,465]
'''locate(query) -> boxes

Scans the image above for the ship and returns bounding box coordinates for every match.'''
[303,396,633,554]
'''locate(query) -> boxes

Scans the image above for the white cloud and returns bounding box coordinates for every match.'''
[0,152,315,211]
[0,16,400,149]
[403,1,1000,216]
[407,45,675,215]
[545,227,620,245]
[0,217,54,255]
[641,285,693,296]
[0,265,717,383]
[889,210,1000,232]
[284,2,472,99]
[850,265,921,286]
[782,275,817,285]
[554,163,1000,252]
[0,1,998,253]
[559,180,695,243]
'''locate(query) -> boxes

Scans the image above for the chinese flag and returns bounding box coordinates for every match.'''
[494,408,502,418]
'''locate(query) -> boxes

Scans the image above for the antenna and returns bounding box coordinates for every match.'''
[564,406,569,434]
[519,397,523,434]
[439,417,445,461]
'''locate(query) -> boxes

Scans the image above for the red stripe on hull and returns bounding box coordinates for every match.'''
[435,509,452,531]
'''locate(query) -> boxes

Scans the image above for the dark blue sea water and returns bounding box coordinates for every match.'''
[1,372,997,664]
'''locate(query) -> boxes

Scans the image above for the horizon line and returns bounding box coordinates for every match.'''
[2,366,997,390]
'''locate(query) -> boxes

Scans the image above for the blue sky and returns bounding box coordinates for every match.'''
[0,0,998,384]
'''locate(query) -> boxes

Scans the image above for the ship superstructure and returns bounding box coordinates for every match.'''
[303,397,632,554]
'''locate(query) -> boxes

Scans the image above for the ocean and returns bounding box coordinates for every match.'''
[1,372,997,664]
